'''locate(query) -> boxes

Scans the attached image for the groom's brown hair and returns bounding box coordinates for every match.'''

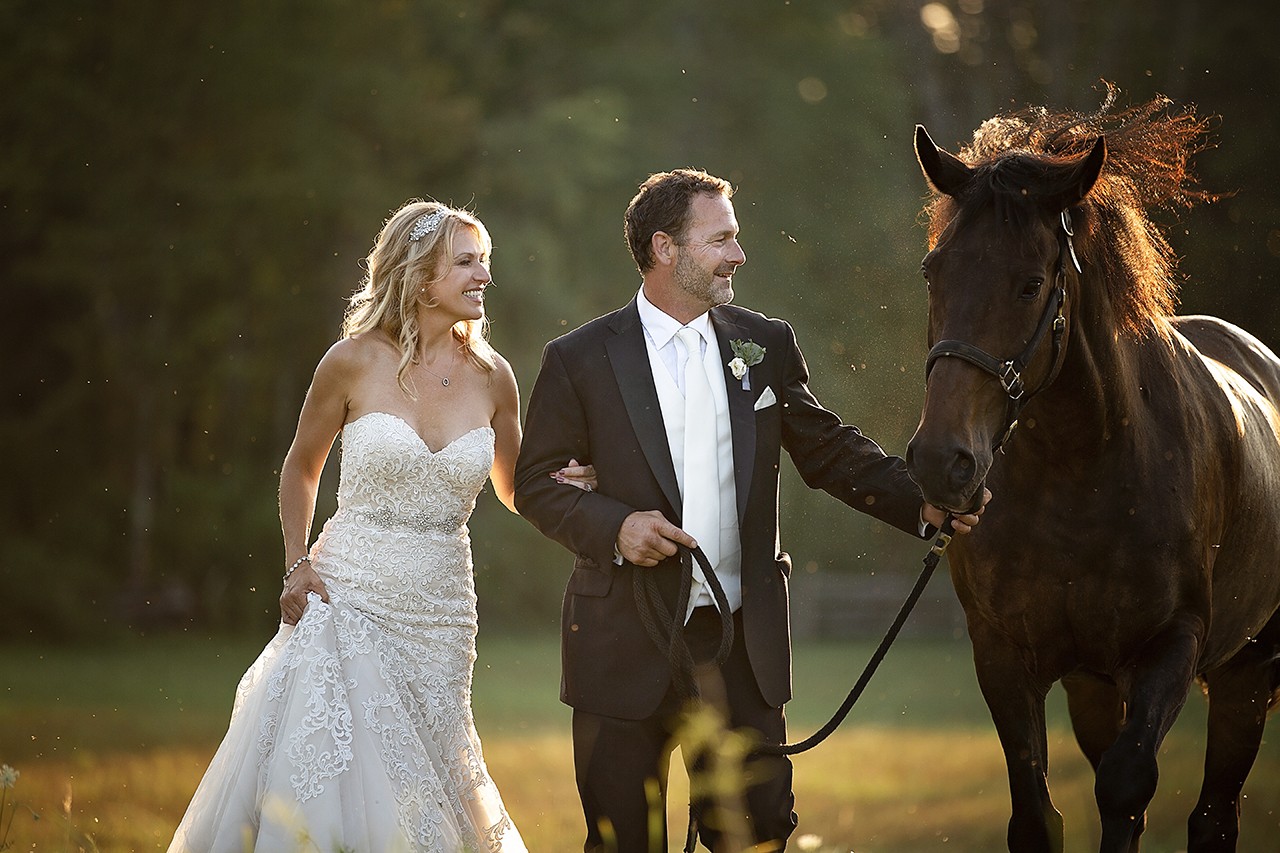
[624,169,734,274]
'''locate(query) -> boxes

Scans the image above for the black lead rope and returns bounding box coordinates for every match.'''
[758,517,956,756]
[650,522,957,851]
[633,544,735,703]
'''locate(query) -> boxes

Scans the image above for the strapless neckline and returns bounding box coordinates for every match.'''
[346,411,494,455]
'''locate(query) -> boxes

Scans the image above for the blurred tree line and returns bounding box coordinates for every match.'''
[3,0,1276,640]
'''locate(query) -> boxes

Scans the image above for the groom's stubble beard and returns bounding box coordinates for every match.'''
[674,247,734,310]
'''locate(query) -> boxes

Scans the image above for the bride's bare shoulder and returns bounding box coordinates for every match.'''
[322,332,396,370]
[488,348,516,383]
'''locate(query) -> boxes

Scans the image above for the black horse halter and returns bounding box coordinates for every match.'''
[923,209,1082,453]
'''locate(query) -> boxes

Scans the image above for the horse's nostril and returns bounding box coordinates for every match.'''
[950,449,976,488]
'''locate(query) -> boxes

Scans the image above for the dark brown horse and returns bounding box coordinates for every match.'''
[905,94,1280,853]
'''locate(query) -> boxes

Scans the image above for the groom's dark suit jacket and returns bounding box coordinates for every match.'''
[514,298,925,720]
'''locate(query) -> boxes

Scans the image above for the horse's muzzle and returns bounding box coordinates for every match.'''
[905,439,988,514]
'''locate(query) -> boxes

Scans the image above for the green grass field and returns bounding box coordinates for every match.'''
[1,632,1277,852]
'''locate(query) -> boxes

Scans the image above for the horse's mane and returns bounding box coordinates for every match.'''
[925,85,1219,336]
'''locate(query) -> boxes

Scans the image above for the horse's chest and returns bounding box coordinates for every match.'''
[950,526,1187,671]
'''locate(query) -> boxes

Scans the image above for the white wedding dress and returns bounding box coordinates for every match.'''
[170,412,526,853]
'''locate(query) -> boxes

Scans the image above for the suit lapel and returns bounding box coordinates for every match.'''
[606,299,683,515]
[710,307,756,522]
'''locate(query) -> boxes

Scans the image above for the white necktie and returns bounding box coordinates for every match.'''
[675,327,720,575]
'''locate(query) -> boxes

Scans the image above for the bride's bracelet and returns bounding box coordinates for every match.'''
[284,555,311,583]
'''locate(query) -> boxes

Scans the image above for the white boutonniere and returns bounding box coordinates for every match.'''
[728,339,765,390]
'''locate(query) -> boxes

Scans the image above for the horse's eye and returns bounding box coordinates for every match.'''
[1020,278,1044,301]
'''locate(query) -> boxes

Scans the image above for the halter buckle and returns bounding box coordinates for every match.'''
[999,361,1025,399]
[929,529,953,556]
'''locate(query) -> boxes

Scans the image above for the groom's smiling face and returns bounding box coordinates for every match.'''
[673,192,746,310]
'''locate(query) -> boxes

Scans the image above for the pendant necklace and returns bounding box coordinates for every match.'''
[420,352,454,387]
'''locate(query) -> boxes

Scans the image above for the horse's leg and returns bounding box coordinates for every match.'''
[1094,621,1200,853]
[1061,674,1141,851]
[971,629,1063,853]
[1187,611,1280,853]
[1061,672,1124,770]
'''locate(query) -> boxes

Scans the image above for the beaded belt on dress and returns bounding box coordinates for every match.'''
[357,506,464,535]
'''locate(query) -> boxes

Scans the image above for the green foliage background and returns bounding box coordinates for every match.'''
[4,0,1277,639]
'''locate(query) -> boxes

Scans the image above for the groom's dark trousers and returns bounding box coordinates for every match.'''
[515,297,927,852]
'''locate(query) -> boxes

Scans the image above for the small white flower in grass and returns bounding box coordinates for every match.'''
[0,765,16,789]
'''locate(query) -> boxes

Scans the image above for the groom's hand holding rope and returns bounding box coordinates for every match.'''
[617,510,699,567]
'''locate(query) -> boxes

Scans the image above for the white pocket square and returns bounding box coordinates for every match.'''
[753,386,777,411]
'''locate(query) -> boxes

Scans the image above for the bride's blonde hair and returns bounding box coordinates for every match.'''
[343,200,496,395]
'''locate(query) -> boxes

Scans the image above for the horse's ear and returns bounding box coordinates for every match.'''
[916,125,973,197]
[1049,135,1107,212]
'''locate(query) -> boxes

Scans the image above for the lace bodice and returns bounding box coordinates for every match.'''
[337,412,494,535]
[308,413,495,619]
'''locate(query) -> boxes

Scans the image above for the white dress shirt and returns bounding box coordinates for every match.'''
[635,287,743,616]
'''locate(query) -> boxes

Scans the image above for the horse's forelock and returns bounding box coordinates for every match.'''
[925,155,1077,251]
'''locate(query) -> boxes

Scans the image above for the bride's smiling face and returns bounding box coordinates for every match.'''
[426,226,491,322]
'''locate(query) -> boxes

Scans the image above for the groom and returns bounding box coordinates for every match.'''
[515,169,984,852]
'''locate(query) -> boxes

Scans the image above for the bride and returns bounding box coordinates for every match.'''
[170,201,591,852]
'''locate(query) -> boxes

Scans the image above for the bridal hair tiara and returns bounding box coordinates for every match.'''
[408,209,448,242]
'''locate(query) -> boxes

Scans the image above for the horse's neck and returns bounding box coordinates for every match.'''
[1017,303,1150,458]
